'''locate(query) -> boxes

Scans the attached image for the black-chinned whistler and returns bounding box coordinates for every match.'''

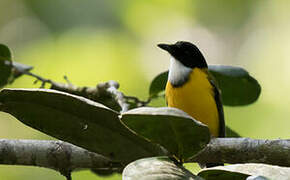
[158,41,225,167]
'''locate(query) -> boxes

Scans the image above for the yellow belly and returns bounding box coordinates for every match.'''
[166,68,219,137]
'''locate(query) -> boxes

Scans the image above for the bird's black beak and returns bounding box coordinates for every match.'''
[157,43,174,52]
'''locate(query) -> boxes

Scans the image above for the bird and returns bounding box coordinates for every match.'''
[158,41,225,167]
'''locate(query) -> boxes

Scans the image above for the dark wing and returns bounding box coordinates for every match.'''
[208,74,226,138]
[203,73,225,168]
[165,90,168,106]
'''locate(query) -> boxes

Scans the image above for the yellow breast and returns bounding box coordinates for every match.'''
[165,68,219,137]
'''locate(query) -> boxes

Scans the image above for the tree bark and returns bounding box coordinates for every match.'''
[0,138,289,173]
[0,139,122,174]
[191,138,290,167]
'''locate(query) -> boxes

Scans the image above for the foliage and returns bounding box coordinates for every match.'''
[198,163,290,180]
[149,66,261,106]
[121,107,210,161]
[0,44,286,180]
[123,157,288,180]
[0,44,33,88]
[0,44,12,88]
[122,157,203,180]
[0,88,163,163]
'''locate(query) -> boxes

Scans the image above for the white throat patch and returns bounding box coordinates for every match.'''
[168,57,192,86]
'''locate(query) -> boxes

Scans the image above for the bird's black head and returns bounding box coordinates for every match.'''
[158,41,208,68]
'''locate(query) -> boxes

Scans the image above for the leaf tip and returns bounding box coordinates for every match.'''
[0,44,12,61]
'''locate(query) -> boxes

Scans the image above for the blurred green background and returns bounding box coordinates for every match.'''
[1,0,290,179]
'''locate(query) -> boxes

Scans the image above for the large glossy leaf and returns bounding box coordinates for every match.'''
[198,163,289,180]
[0,44,12,88]
[121,107,210,161]
[149,65,261,106]
[123,156,204,180]
[0,88,165,163]
[209,65,261,106]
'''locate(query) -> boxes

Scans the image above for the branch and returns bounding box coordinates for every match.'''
[0,139,122,176]
[50,80,151,112]
[1,138,289,174]
[12,63,150,112]
[7,63,289,170]
[191,138,290,167]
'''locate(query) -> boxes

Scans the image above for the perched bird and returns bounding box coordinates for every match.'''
[158,41,225,167]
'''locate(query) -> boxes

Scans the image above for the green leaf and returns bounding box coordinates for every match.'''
[121,107,210,161]
[0,44,12,88]
[0,60,12,88]
[225,126,241,137]
[90,168,119,177]
[123,156,204,180]
[0,44,12,61]
[148,65,261,106]
[0,88,165,163]
[209,65,261,106]
[198,163,289,180]
[198,169,249,180]
[149,70,168,98]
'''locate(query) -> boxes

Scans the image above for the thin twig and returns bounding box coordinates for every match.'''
[11,63,151,112]
[63,75,72,85]
[22,71,53,88]
[124,95,151,107]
